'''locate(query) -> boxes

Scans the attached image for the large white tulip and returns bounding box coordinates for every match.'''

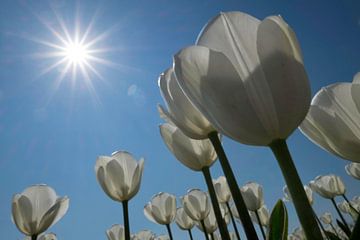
[283,185,313,205]
[144,192,176,225]
[175,207,195,230]
[320,212,332,225]
[95,151,144,202]
[300,73,360,163]
[240,182,264,211]
[181,189,211,221]
[345,163,360,180]
[158,68,215,139]
[132,230,155,240]
[106,224,125,240]
[213,176,231,203]
[12,185,69,238]
[309,175,345,199]
[174,12,310,146]
[159,123,217,171]
[249,205,270,227]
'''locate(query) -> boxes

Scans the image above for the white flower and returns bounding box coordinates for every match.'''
[213,176,231,203]
[175,207,195,230]
[106,224,125,240]
[181,189,211,221]
[309,175,345,199]
[144,192,177,225]
[345,163,360,180]
[240,182,264,211]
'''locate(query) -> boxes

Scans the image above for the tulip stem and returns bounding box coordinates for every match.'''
[31,235,37,240]
[188,229,194,240]
[342,194,360,214]
[202,166,231,240]
[208,132,259,240]
[330,223,340,237]
[210,232,215,240]
[330,198,351,232]
[122,200,131,240]
[254,210,266,240]
[226,202,241,240]
[166,224,174,240]
[269,139,323,240]
[314,213,329,240]
[351,214,360,239]
[200,220,210,240]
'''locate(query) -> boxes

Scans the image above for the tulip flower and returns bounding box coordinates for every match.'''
[345,163,360,180]
[95,151,144,240]
[160,124,230,239]
[154,235,169,240]
[320,212,339,236]
[175,207,195,240]
[106,224,125,240]
[338,200,359,222]
[25,233,57,240]
[196,206,218,235]
[250,205,270,227]
[283,185,313,205]
[144,192,176,239]
[12,185,69,240]
[132,230,155,240]
[173,11,320,240]
[291,227,306,240]
[300,72,360,163]
[214,232,238,240]
[240,182,264,211]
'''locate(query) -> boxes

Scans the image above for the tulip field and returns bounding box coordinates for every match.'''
[1,1,359,240]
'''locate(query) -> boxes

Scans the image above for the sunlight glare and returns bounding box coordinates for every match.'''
[64,42,89,64]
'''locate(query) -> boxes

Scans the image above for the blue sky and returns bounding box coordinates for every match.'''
[0,0,359,239]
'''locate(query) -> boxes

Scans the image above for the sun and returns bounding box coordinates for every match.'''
[63,42,89,64]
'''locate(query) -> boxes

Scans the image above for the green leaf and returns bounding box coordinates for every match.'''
[268,200,288,240]
[350,216,360,240]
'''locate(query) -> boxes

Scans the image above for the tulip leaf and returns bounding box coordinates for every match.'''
[336,219,351,237]
[268,200,288,240]
[325,231,342,240]
[350,216,360,240]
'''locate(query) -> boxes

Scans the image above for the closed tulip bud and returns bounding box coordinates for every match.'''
[175,207,195,230]
[132,230,155,240]
[12,185,69,237]
[283,185,313,205]
[196,205,218,234]
[158,68,215,139]
[320,212,332,225]
[174,12,310,146]
[240,182,264,211]
[154,235,169,240]
[300,73,360,163]
[212,176,231,203]
[181,189,211,221]
[250,205,270,227]
[106,224,125,240]
[309,175,346,199]
[345,163,360,180]
[95,151,144,202]
[144,192,177,225]
[160,123,217,171]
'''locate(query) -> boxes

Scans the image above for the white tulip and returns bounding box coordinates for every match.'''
[144,192,177,225]
[174,12,310,146]
[320,212,332,225]
[175,207,195,230]
[309,175,346,199]
[132,230,155,240]
[345,163,360,180]
[292,227,306,240]
[154,235,169,240]
[196,205,218,234]
[250,205,270,227]
[158,67,215,139]
[106,224,125,240]
[181,189,211,221]
[95,151,144,202]
[25,233,57,240]
[240,182,264,211]
[12,185,69,237]
[300,72,360,163]
[283,185,313,205]
[213,176,231,203]
[160,123,217,171]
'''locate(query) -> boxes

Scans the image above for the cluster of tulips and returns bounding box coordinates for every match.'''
[10,10,360,240]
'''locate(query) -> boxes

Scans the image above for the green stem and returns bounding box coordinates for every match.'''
[269,139,322,240]
[166,224,173,240]
[31,235,37,240]
[226,202,241,240]
[343,194,360,214]
[210,232,215,240]
[208,132,259,240]
[314,213,329,239]
[254,210,266,240]
[201,220,210,240]
[330,198,351,232]
[329,223,339,237]
[351,214,360,239]
[188,229,194,240]
[122,200,130,240]
[202,166,230,240]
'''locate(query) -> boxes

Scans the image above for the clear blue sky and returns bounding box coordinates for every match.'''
[0,0,359,239]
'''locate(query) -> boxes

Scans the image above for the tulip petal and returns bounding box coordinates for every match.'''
[106,160,127,200]
[12,195,33,235]
[96,166,119,201]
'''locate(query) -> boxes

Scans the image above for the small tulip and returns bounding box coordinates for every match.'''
[309,175,346,199]
[158,68,215,139]
[291,227,306,240]
[345,163,360,180]
[25,233,57,240]
[196,206,218,234]
[106,224,125,240]
[132,230,156,240]
[144,192,176,225]
[159,123,217,171]
[213,176,231,203]
[240,182,264,211]
[154,235,169,240]
[250,205,270,227]
[300,72,360,163]
[181,189,211,221]
[175,207,195,230]
[283,185,313,205]
[320,212,332,225]
[95,151,144,202]
[12,185,69,239]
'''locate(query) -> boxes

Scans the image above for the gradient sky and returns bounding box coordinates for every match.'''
[0,0,360,239]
